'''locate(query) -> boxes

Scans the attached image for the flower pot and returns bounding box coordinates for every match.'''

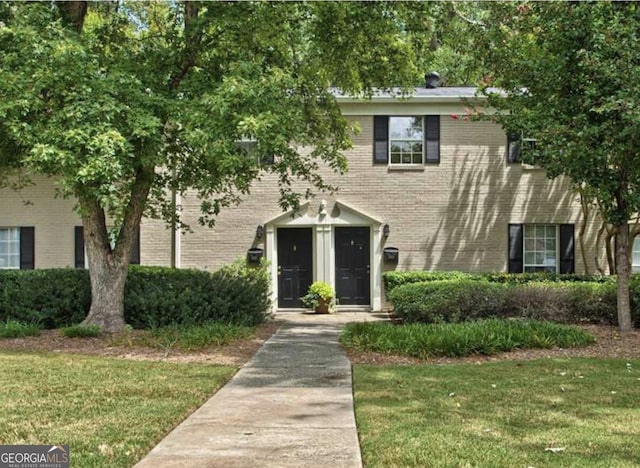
[315,297,332,314]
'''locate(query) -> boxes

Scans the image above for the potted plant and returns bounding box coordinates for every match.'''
[301,281,335,314]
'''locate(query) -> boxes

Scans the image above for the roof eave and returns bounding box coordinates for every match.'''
[334,95,487,104]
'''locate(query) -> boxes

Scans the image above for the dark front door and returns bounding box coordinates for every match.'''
[278,228,313,308]
[335,227,370,306]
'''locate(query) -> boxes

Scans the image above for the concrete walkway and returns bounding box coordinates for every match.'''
[135,311,387,468]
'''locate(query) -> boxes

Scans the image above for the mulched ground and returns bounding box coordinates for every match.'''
[1,321,639,366]
[0,320,283,366]
[346,324,640,365]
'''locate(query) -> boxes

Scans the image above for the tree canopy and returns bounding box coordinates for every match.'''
[0,1,433,331]
[469,1,640,331]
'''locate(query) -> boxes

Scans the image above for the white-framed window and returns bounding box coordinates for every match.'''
[523,224,557,273]
[0,228,20,269]
[235,137,274,166]
[633,236,640,273]
[389,116,424,165]
[507,132,537,164]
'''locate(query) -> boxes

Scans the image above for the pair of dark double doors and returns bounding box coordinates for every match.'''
[277,226,370,308]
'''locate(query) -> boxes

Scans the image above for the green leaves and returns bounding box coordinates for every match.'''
[474,2,640,225]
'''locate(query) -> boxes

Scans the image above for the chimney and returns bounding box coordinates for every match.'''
[425,72,440,89]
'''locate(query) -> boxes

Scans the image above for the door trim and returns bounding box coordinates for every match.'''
[264,200,383,311]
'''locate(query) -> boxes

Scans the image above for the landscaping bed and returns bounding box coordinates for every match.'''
[0,320,282,365]
[346,323,640,365]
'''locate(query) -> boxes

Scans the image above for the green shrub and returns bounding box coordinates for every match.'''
[390,278,620,325]
[383,270,614,295]
[390,280,507,323]
[340,319,595,359]
[0,260,271,329]
[383,271,478,295]
[505,281,617,324]
[60,324,102,338]
[124,260,270,328]
[0,269,90,328]
[0,320,41,338]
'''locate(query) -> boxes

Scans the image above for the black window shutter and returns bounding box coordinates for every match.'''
[19,227,35,270]
[559,224,575,274]
[508,224,524,273]
[373,116,389,164]
[130,226,140,265]
[74,226,85,269]
[424,115,440,164]
[507,133,521,163]
[260,153,275,165]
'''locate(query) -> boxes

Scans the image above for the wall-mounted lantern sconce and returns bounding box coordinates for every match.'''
[383,224,390,238]
[256,224,264,239]
[383,247,399,264]
[247,247,264,264]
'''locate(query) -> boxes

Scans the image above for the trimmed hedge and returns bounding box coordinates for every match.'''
[389,278,632,326]
[383,270,614,295]
[0,269,90,328]
[0,261,270,329]
[389,280,506,323]
[125,262,270,328]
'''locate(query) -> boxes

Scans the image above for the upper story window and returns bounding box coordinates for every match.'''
[0,228,20,269]
[235,137,274,166]
[390,117,424,165]
[374,115,440,165]
[507,132,537,164]
[633,236,640,273]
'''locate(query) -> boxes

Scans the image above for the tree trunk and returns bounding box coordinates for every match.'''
[80,200,130,333]
[615,223,633,332]
[578,191,590,274]
[82,246,129,333]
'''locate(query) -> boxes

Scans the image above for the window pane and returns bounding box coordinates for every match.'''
[389,116,424,165]
[0,228,20,269]
[525,252,535,264]
[390,117,413,139]
[536,225,546,237]
[390,153,401,164]
[535,252,545,264]
[545,239,556,251]
[524,239,534,250]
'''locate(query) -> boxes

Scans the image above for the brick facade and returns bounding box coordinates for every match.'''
[0,93,604,310]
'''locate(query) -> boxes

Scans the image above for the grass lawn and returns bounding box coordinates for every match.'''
[354,358,640,467]
[0,351,235,467]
